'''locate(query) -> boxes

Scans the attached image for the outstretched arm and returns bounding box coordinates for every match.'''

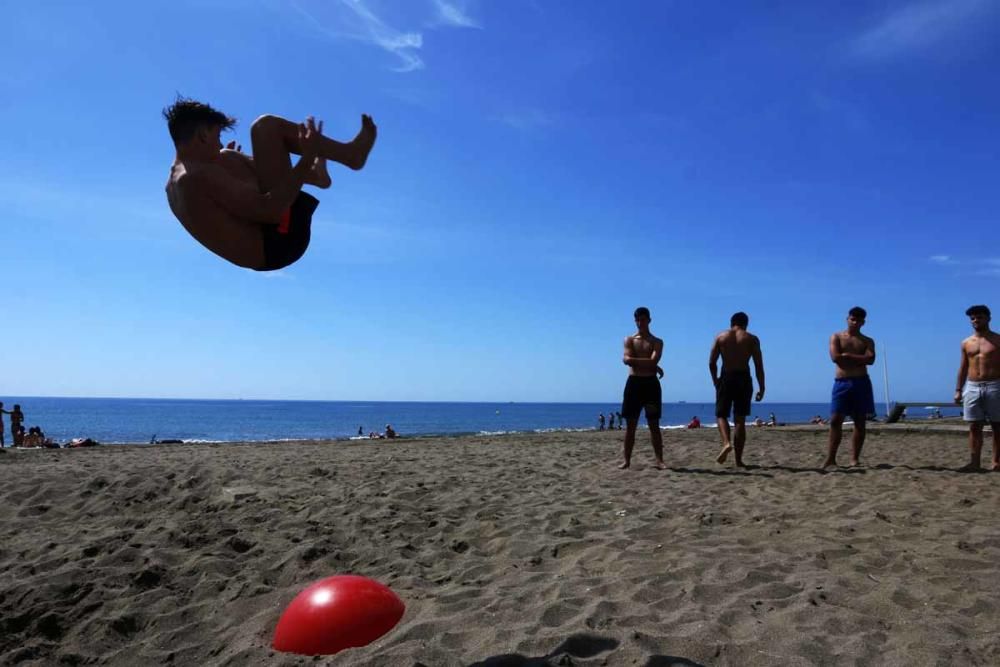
[955,343,969,404]
[708,338,721,386]
[752,336,766,401]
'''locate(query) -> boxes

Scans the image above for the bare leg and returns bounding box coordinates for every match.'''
[716,417,732,463]
[850,416,866,466]
[733,416,747,467]
[648,419,666,469]
[620,419,638,469]
[992,423,1000,471]
[960,422,985,471]
[250,114,377,193]
[824,414,845,468]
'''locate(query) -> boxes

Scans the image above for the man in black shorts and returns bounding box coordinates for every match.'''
[709,312,765,467]
[619,307,666,469]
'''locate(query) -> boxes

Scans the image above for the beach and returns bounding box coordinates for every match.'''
[2,426,998,666]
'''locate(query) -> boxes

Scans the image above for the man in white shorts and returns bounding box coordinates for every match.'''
[955,304,1000,471]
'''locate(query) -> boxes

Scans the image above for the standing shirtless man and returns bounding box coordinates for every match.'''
[824,307,876,468]
[164,97,376,271]
[955,304,1000,471]
[709,312,765,467]
[619,307,666,470]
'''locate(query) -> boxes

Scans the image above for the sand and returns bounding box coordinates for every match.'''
[2,426,999,666]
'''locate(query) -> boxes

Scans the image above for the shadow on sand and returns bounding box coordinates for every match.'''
[467,634,705,667]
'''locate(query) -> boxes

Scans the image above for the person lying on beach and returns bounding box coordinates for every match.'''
[619,307,666,470]
[955,304,1000,471]
[709,311,765,467]
[164,98,377,271]
[824,306,876,469]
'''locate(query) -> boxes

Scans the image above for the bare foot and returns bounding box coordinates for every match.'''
[849,459,861,468]
[618,460,630,470]
[653,460,667,470]
[992,462,1000,471]
[716,444,732,464]
[734,460,747,469]
[308,157,332,189]
[822,459,838,470]
[344,114,377,170]
[958,462,982,472]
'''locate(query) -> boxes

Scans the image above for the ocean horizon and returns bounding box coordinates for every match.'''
[0,396,962,446]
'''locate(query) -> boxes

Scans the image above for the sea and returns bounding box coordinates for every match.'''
[0,397,962,446]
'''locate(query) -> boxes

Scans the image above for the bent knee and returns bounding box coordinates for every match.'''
[250,114,283,135]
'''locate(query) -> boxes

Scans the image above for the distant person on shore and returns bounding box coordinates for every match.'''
[687,416,701,429]
[768,412,777,426]
[598,413,606,431]
[616,411,623,429]
[709,311,765,468]
[752,416,765,427]
[619,307,666,470]
[10,404,24,447]
[608,412,616,430]
[384,424,397,439]
[825,306,876,469]
[0,401,8,448]
[358,426,364,436]
[955,304,1000,471]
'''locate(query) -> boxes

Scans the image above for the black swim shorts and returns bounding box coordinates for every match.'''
[621,375,662,421]
[258,191,319,271]
[715,370,753,419]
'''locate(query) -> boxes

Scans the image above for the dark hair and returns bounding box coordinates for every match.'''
[730,311,749,328]
[634,307,650,319]
[162,96,236,144]
[848,306,867,319]
[966,304,991,317]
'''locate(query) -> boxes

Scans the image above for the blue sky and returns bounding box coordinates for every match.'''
[2,0,998,403]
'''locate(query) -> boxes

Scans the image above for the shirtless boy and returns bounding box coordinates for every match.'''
[619,307,666,470]
[164,98,376,271]
[955,304,1000,471]
[824,307,876,468]
[709,312,765,467]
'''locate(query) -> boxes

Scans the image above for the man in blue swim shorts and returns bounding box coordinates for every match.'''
[955,304,1000,471]
[824,307,876,469]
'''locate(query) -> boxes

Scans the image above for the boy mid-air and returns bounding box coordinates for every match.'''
[164,98,376,271]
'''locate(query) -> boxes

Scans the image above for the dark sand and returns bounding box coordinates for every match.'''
[2,426,999,666]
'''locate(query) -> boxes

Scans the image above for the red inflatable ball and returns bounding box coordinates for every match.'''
[272,575,405,656]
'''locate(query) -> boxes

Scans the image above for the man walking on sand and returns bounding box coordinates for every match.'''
[619,307,666,470]
[955,304,1000,471]
[824,307,876,468]
[709,312,765,467]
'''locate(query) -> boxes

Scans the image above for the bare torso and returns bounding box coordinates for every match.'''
[716,329,758,372]
[832,330,874,379]
[962,331,1000,382]
[165,150,265,269]
[625,333,662,377]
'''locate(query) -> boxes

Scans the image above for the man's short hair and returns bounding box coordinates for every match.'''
[162,96,236,145]
[730,311,749,328]
[966,304,991,317]
[848,306,867,320]
[634,307,651,319]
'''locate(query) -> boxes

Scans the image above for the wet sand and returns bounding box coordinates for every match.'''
[2,426,998,666]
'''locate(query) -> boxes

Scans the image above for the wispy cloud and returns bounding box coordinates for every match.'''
[288,0,480,73]
[432,0,481,28]
[929,254,1000,276]
[493,109,555,130]
[850,0,994,59]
